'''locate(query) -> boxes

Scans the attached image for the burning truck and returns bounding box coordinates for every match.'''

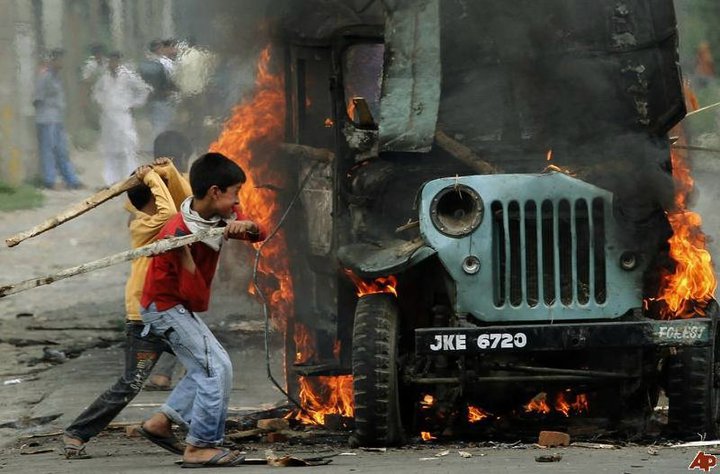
[212,0,719,445]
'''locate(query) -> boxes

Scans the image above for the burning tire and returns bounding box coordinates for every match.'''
[666,336,720,439]
[350,293,403,447]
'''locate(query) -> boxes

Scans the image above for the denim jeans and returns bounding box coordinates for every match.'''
[65,323,173,442]
[141,304,233,448]
[36,122,81,188]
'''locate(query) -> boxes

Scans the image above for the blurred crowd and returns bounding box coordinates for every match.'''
[34,38,217,190]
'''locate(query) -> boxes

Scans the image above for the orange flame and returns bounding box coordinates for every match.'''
[347,99,356,120]
[524,392,551,414]
[209,45,290,330]
[420,394,435,409]
[554,392,571,417]
[468,405,490,423]
[420,431,436,441]
[294,375,354,425]
[650,88,717,319]
[324,117,334,128]
[210,46,353,426]
[343,269,398,297]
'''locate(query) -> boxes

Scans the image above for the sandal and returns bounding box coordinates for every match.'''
[181,449,245,469]
[63,444,91,459]
[137,426,185,455]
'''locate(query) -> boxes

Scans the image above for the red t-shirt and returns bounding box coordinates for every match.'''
[141,209,263,313]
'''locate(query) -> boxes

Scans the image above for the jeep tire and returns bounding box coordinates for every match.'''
[666,341,720,439]
[349,293,403,447]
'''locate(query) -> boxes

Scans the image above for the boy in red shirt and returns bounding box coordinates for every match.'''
[137,152,262,467]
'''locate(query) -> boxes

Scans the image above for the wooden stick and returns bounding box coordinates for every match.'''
[685,100,720,118]
[278,143,335,163]
[672,144,720,154]
[0,227,225,298]
[434,130,496,174]
[5,176,141,248]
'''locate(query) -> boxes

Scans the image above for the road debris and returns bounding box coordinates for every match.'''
[419,457,441,461]
[458,451,473,458]
[670,440,720,448]
[435,449,450,457]
[538,431,570,447]
[647,447,659,456]
[265,450,334,467]
[535,454,563,463]
[257,418,290,431]
[571,442,619,449]
[361,447,387,453]
[19,444,55,456]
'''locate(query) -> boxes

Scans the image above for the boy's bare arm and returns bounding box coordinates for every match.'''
[223,220,262,241]
[153,157,192,208]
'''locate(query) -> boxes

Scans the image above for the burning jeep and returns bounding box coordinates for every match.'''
[264,0,719,444]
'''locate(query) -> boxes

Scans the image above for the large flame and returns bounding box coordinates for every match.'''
[652,87,717,319]
[209,46,290,330]
[294,375,354,425]
[210,46,353,426]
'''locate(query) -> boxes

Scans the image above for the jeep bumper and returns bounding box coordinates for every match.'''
[415,318,713,355]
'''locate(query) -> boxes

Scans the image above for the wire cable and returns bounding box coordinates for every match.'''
[252,161,323,425]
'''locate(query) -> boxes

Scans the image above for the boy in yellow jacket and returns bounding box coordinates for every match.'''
[62,157,191,458]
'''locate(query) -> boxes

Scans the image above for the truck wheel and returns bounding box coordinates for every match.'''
[349,293,403,447]
[666,343,720,439]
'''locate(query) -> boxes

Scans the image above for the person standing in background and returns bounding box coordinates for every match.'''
[140,40,178,143]
[33,49,83,190]
[93,52,152,187]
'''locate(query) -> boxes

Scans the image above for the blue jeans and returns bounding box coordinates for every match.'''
[141,304,233,448]
[36,122,80,188]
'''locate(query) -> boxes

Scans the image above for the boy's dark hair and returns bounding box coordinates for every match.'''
[127,176,153,210]
[189,152,246,198]
[154,131,192,171]
[149,39,162,53]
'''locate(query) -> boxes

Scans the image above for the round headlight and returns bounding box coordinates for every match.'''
[430,185,483,237]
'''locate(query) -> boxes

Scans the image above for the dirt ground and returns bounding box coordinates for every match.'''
[2,147,720,473]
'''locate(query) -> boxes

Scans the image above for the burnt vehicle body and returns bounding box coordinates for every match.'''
[275,0,719,445]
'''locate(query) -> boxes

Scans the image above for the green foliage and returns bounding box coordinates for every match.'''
[0,182,45,211]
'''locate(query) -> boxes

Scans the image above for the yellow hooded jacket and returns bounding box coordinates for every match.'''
[124,164,191,321]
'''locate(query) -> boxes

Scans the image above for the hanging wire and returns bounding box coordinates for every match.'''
[252,161,323,425]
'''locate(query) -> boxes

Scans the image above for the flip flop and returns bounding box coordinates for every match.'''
[181,449,246,469]
[137,426,185,455]
[63,444,91,459]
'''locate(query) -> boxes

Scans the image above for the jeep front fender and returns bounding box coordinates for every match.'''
[337,239,436,279]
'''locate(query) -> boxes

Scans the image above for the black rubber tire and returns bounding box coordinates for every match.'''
[349,293,403,447]
[666,344,720,439]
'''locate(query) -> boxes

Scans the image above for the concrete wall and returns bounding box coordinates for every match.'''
[0,1,38,186]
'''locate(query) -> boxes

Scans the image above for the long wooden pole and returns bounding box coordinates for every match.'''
[435,130,496,174]
[5,176,141,248]
[0,228,224,298]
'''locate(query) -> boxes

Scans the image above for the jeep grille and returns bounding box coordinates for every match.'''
[491,198,607,308]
